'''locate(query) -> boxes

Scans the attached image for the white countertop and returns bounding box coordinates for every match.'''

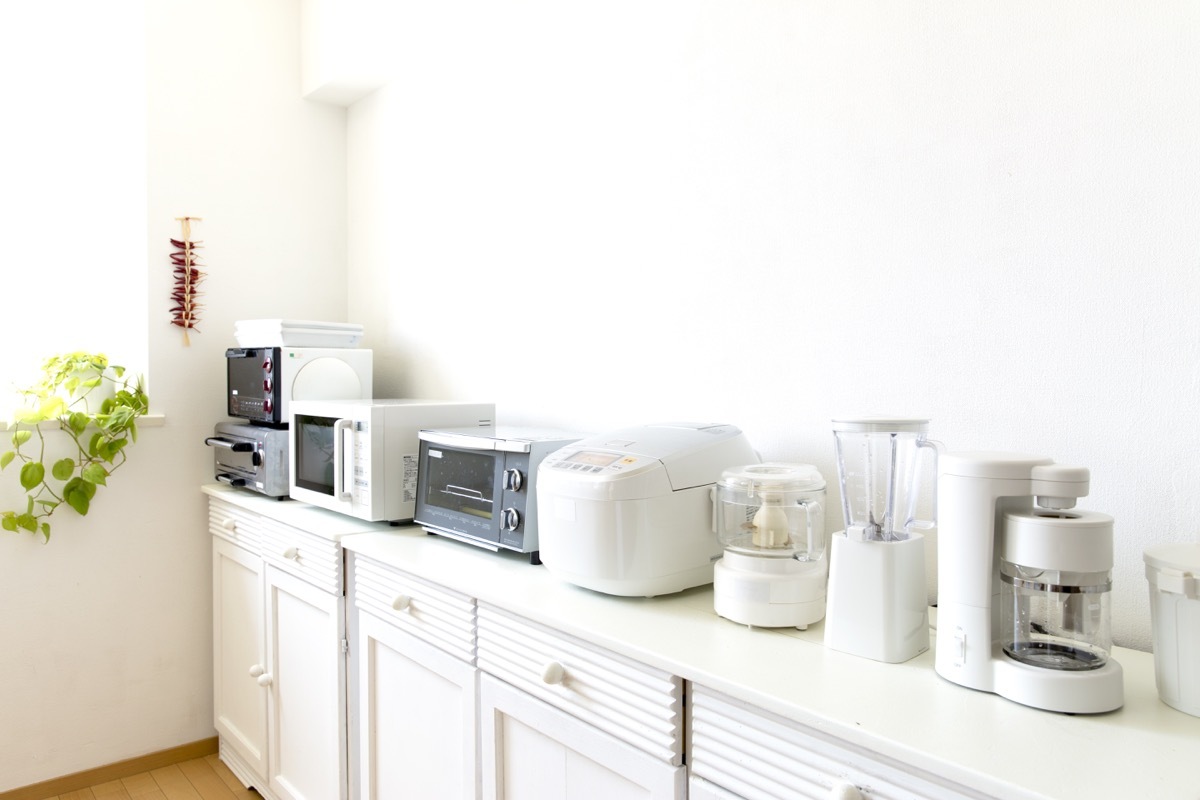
[204,488,1200,800]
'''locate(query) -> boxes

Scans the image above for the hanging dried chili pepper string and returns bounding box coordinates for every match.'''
[170,216,204,345]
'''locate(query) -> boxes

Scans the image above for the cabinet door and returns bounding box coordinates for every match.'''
[356,611,479,799]
[480,674,684,800]
[212,537,268,783]
[264,564,347,800]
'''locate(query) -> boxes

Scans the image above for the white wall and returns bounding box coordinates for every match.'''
[0,0,347,791]
[343,1,1200,652]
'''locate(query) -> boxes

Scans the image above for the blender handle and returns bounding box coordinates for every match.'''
[903,438,941,533]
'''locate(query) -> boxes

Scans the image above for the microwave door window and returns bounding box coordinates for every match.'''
[424,450,495,520]
[295,415,336,495]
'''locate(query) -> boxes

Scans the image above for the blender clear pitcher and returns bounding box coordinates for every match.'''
[831,417,937,543]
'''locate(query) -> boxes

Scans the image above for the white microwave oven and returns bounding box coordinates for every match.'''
[289,399,495,523]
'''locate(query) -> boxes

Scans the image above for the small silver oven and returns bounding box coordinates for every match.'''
[414,427,583,563]
[206,421,290,498]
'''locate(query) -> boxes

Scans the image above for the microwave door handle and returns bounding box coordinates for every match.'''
[333,418,354,501]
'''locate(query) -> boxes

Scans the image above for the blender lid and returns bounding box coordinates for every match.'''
[831,416,930,433]
[719,462,825,493]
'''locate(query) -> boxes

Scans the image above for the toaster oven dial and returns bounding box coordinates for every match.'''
[501,507,521,532]
[263,357,273,373]
[262,398,273,415]
[503,468,524,492]
[263,378,273,393]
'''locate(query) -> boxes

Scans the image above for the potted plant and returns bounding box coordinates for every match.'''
[0,352,149,541]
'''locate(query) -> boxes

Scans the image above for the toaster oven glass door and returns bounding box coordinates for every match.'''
[417,445,504,543]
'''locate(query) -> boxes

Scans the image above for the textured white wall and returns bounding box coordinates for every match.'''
[0,0,347,790]
[345,1,1200,652]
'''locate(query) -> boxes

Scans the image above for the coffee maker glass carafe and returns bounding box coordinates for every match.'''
[1000,508,1114,671]
[831,418,936,542]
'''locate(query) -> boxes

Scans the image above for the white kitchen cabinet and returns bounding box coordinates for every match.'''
[688,686,984,800]
[348,551,479,800]
[476,603,686,800]
[212,532,268,784]
[263,562,346,800]
[208,489,373,800]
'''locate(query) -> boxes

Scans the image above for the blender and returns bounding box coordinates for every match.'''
[936,452,1123,713]
[823,418,937,663]
[713,463,827,629]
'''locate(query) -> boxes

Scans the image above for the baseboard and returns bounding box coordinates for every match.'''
[0,736,218,800]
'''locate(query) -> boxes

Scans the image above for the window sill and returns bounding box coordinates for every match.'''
[0,414,166,432]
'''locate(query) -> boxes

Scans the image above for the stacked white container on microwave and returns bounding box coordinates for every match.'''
[234,319,365,348]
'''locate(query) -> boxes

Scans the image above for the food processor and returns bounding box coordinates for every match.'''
[936,452,1123,713]
[823,418,937,663]
[713,463,827,629]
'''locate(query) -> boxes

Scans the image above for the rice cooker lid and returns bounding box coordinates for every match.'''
[555,422,749,494]
[1144,543,1200,598]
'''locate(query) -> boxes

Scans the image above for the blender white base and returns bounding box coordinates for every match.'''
[713,553,827,629]
[824,531,929,663]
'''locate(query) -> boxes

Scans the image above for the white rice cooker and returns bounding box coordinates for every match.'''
[535,422,759,597]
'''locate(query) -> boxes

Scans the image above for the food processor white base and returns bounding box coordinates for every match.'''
[713,552,827,629]
[824,531,929,663]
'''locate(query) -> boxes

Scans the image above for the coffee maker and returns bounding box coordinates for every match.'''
[935,452,1123,713]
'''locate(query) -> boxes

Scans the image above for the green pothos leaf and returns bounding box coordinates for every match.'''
[51,458,75,482]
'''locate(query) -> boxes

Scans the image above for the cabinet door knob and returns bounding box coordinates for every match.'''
[256,673,274,688]
[283,546,299,560]
[829,781,863,800]
[541,661,566,685]
[391,594,412,612]
[248,664,265,678]
[222,519,237,531]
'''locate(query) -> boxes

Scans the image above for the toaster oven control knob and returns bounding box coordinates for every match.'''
[501,508,521,531]
[262,398,273,415]
[252,449,263,467]
[263,378,272,393]
[263,357,273,373]
[503,468,524,492]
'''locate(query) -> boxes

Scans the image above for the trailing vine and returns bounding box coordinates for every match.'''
[0,353,149,541]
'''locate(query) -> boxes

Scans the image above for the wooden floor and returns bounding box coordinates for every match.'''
[35,756,262,800]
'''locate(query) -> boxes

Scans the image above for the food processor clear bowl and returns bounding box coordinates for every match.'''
[714,462,825,560]
[1001,561,1113,671]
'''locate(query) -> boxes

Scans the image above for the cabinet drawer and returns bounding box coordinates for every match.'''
[477,603,683,765]
[351,553,476,663]
[209,498,264,552]
[260,517,343,594]
[689,686,987,800]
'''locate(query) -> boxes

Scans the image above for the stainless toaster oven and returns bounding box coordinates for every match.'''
[414,426,583,563]
[206,421,290,498]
